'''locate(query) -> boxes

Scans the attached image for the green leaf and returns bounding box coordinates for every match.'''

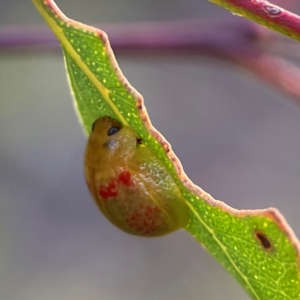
[32,0,300,299]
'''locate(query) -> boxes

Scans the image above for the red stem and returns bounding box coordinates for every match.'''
[1,17,300,104]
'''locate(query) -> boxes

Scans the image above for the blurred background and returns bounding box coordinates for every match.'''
[1,1,300,299]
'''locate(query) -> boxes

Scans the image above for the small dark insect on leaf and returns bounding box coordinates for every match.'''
[255,231,273,251]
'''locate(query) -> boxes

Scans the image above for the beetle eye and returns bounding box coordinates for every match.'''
[107,126,120,136]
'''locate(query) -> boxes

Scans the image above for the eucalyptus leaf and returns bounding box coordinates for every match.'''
[32,0,300,299]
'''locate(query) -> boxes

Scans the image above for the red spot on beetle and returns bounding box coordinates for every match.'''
[98,181,118,200]
[127,205,161,236]
[117,170,133,187]
[98,170,134,200]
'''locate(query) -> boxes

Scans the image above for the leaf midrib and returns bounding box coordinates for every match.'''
[33,0,128,126]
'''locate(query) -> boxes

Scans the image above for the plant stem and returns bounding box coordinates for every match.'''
[209,0,300,41]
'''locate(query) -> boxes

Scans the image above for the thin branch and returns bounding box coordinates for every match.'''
[209,0,300,41]
[234,54,300,103]
[0,18,271,52]
[1,17,300,105]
